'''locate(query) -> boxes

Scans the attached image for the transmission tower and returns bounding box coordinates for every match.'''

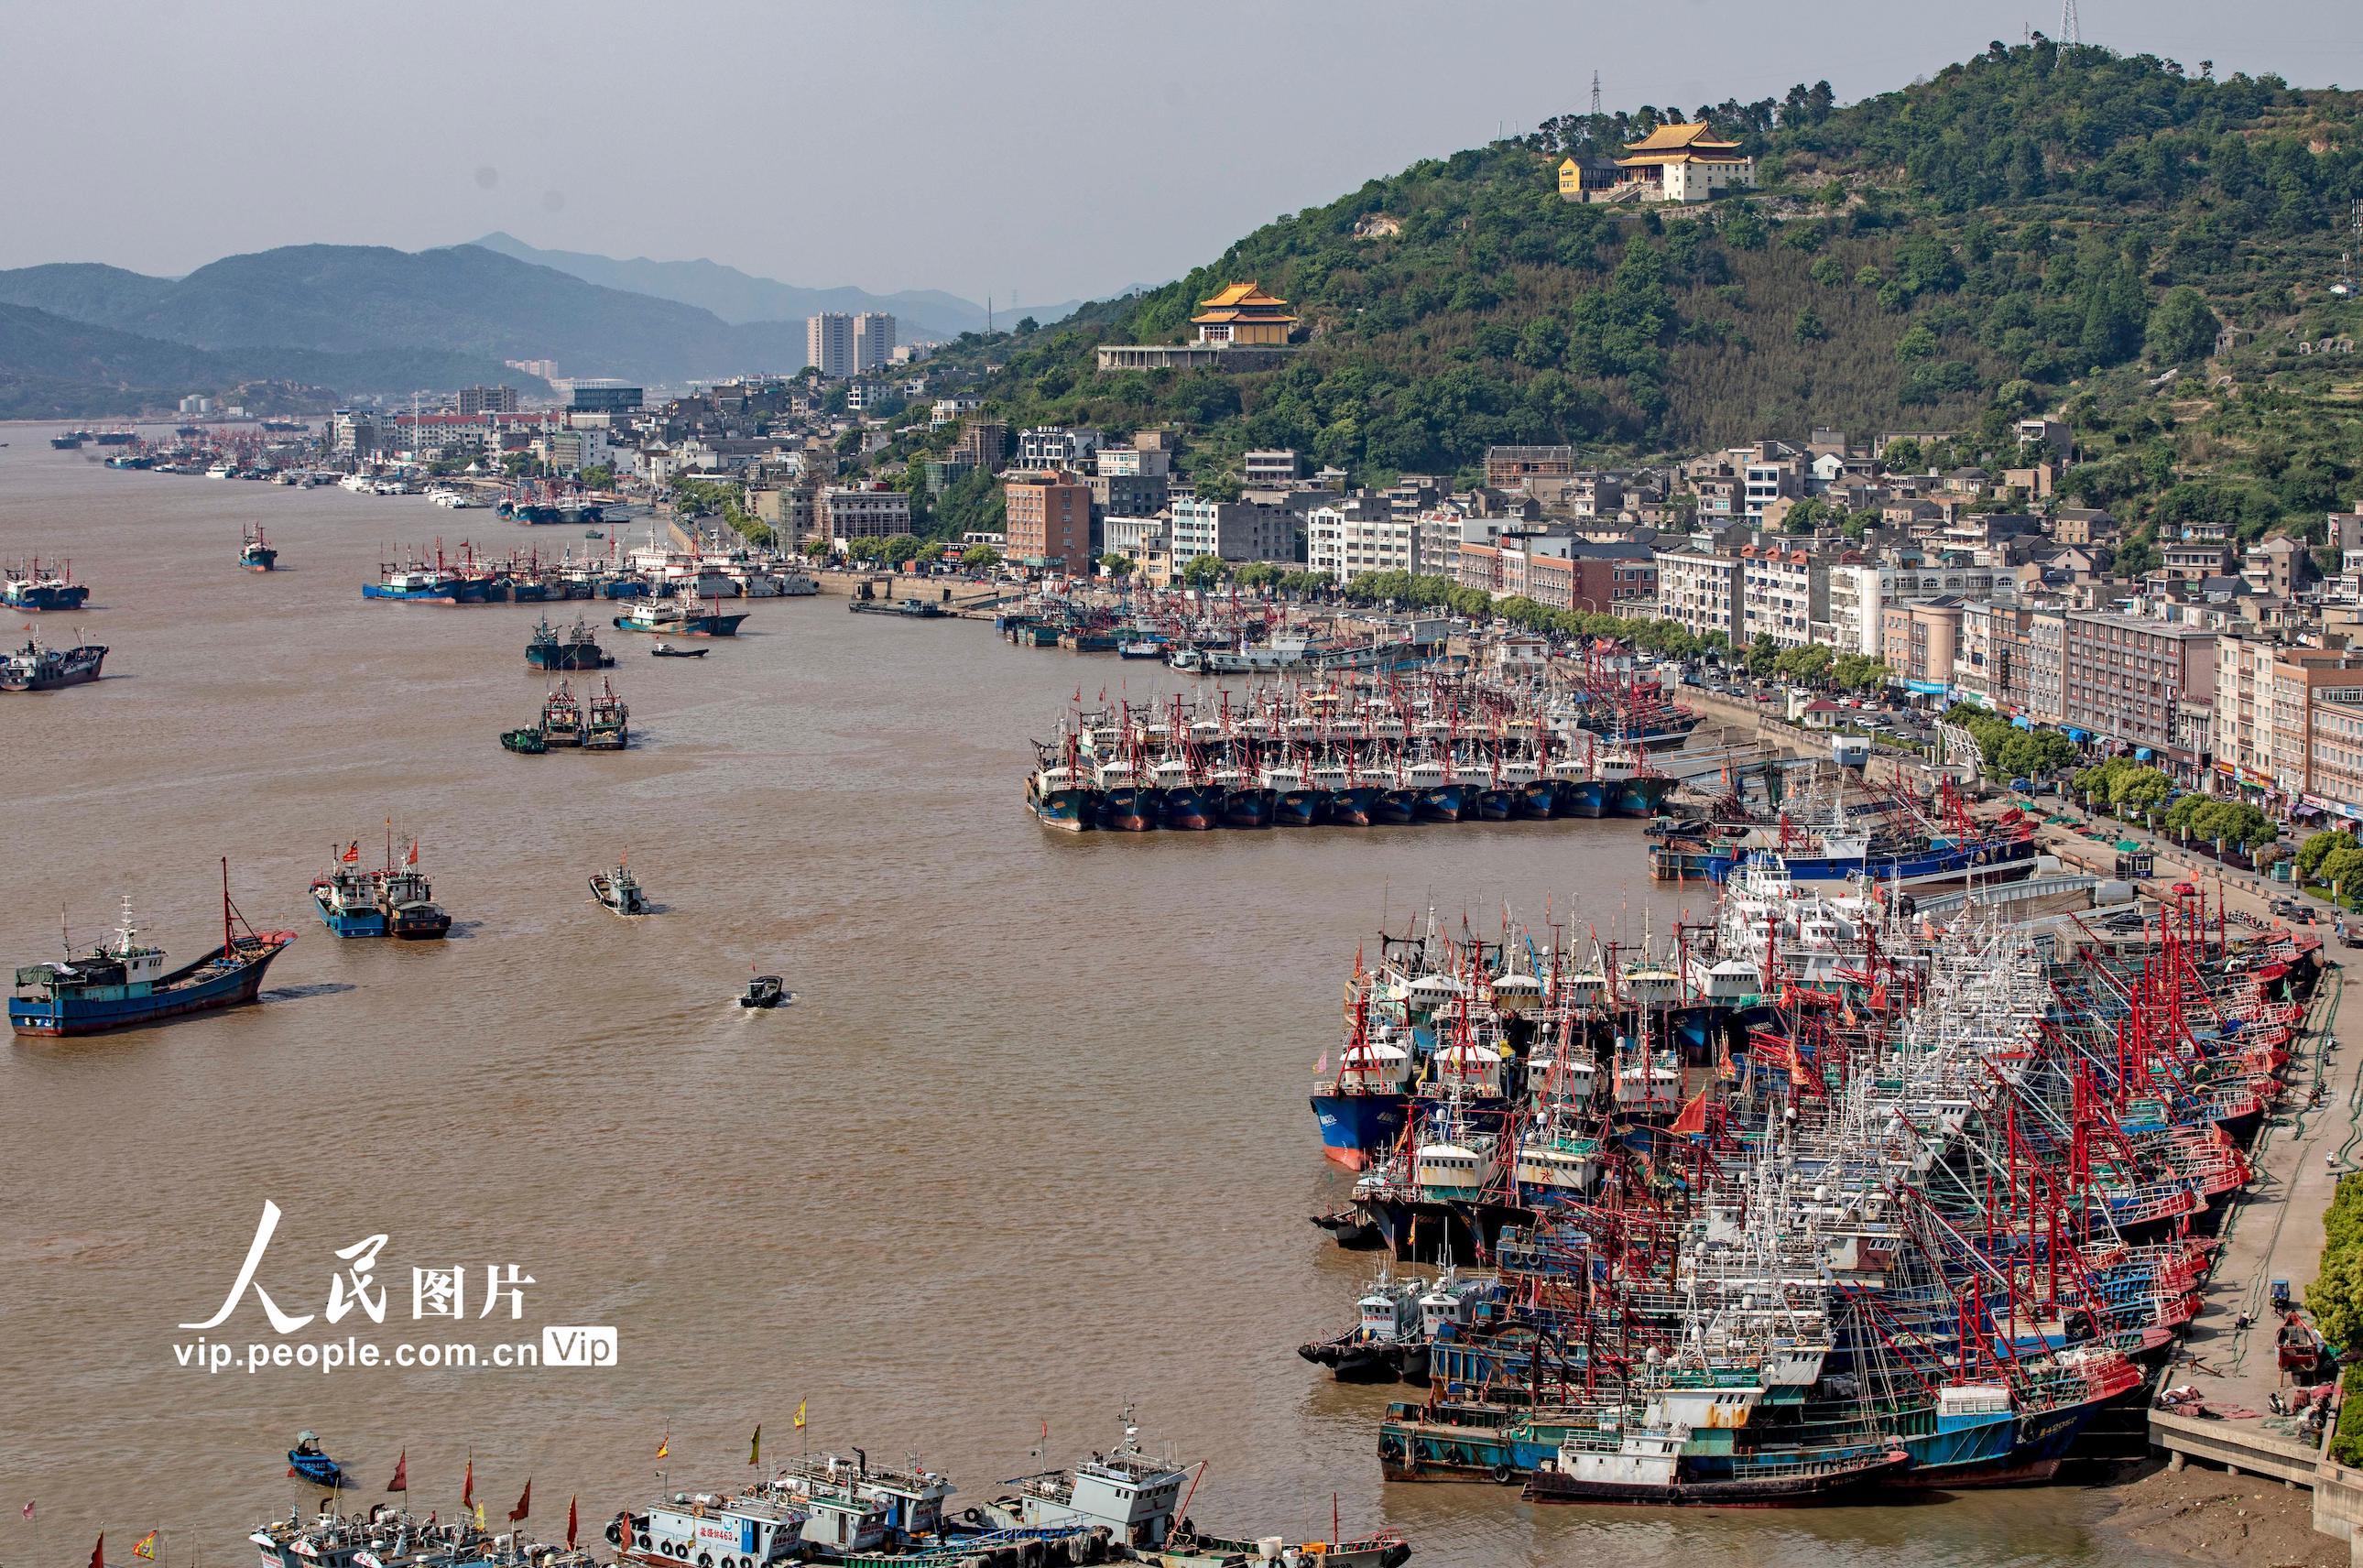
[2059,0,2080,45]
[1591,71,1603,117]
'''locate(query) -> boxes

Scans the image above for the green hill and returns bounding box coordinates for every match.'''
[890,40,2363,543]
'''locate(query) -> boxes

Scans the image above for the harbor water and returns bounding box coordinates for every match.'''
[0,435,2146,1567]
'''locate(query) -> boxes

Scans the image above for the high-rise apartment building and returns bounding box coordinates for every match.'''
[807,313,855,377]
[853,312,896,372]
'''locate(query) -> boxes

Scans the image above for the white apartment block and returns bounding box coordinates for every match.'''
[2215,634,2278,787]
[1653,548,1742,645]
[1738,547,1824,649]
[1307,503,1431,585]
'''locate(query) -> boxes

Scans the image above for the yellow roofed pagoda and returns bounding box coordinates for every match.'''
[1607,121,1756,203]
[1191,282,1299,346]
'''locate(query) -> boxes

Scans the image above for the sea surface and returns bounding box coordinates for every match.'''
[0,433,2145,1567]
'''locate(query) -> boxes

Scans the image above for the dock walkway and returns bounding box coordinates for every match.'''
[2150,962,2359,1486]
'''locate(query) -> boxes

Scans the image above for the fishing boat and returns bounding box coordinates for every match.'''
[310,846,388,938]
[500,727,548,754]
[741,974,786,1008]
[377,844,452,939]
[613,597,748,637]
[1119,639,1164,659]
[526,615,615,670]
[1521,1428,1911,1506]
[362,567,461,603]
[985,1410,1410,1566]
[49,430,88,450]
[539,681,586,746]
[240,524,279,571]
[3,561,90,611]
[0,636,105,692]
[590,859,650,916]
[9,863,295,1036]
[648,640,707,659]
[583,678,630,749]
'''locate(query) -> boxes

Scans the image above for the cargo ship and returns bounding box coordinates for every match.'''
[4,560,91,612]
[10,864,295,1036]
[0,636,105,692]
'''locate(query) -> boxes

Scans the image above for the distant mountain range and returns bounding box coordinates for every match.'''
[0,236,1112,416]
[469,231,1085,340]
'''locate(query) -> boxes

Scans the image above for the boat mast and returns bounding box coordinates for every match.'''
[222,856,233,957]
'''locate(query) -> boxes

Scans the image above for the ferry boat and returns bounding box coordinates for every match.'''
[241,524,278,571]
[10,865,295,1036]
[614,598,748,637]
[3,561,90,611]
[0,636,105,691]
[591,859,650,915]
[527,615,615,670]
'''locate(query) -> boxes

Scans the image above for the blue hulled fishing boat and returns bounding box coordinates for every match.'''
[10,864,295,1036]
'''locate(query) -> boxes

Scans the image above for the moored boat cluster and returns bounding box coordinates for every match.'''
[1026,671,1699,833]
[1295,856,2312,1502]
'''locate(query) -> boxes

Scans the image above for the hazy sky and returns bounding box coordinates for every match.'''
[5,0,2359,307]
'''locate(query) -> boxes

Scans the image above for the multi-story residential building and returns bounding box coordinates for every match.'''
[1003,473,1093,574]
[1480,538,1658,614]
[2306,666,2363,820]
[1307,495,1407,585]
[853,312,895,372]
[1094,445,1171,478]
[456,385,517,416]
[2060,613,2216,768]
[1737,543,1824,649]
[817,484,912,542]
[1955,600,2031,710]
[1016,426,1101,472]
[2020,607,2067,725]
[807,313,855,377]
[1484,445,1583,485]
[1243,450,1303,485]
[2214,633,2281,791]
[2162,541,2233,583]
[1169,496,1300,566]
[1881,598,1965,696]
[930,395,983,430]
[566,379,642,413]
[1823,561,2002,659]
[1654,546,1743,645]
[1086,472,1168,520]
[2243,535,2308,600]
[1100,515,1168,561]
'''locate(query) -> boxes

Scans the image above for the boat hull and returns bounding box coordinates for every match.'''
[1274,787,1330,827]
[1522,1452,1910,1507]
[1312,1091,1410,1170]
[1552,779,1606,818]
[1097,786,1161,832]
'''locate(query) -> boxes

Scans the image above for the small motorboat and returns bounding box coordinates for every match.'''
[740,974,786,1009]
[584,528,604,539]
[649,640,708,659]
[591,860,651,916]
[500,727,548,754]
[287,1431,344,1488]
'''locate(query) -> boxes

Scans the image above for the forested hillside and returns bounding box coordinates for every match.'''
[889,39,2363,545]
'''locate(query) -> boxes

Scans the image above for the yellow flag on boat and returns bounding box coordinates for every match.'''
[747,1426,761,1465]
[473,1502,486,1531]
[134,1532,158,1562]
[655,1433,668,1460]
[793,1399,806,1431]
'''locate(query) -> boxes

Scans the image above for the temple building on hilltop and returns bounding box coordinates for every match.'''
[1096,282,1300,374]
[1189,283,1300,345]
[1559,122,1756,204]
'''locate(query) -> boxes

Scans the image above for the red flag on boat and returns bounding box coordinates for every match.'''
[566,1497,578,1552]
[461,1459,474,1510]
[90,1534,104,1568]
[387,1451,408,1493]
[1314,1052,1329,1075]
[1671,1085,1710,1137]
[508,1481,530,1524]
[407,842,419,866]
[342,843,360,864]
